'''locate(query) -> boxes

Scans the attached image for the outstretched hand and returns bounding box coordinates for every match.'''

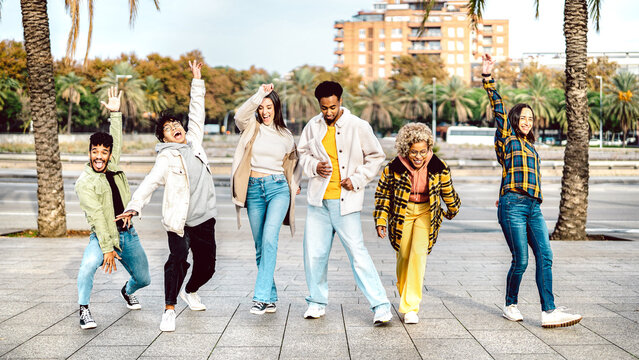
[100,86,122,112]
[189,60,203,80]
[115,210,137,229]
[482,53,496,75]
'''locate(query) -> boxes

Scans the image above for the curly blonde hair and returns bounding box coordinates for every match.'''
[395,122,434,157]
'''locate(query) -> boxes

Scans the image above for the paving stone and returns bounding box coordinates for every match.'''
[490,354,565,360]
[216,326,284,347]
[209,346,280,360]
[280,332,348,359]
[141,333,219,358]
[3,335,87,359]
[413,338,492,360]
[345,326,413,349]
[553,344,638,360]
[67,345,147,359]
[472,330,555,355]
[404,318,472,339]
[579,316,639,335]
[521,323,610,346]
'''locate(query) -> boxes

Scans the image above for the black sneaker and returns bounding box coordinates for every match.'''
[121,283,141,310]
[265,303,277,313]
[250,301,268,315]
[79,306,97,329]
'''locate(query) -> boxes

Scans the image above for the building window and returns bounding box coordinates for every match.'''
[483,47,493,55]
[448,28,455,37]
[378,68,386,78]
[359,29,366,38]
[379,29,385,38]
[391,41,403,51]
[359,68,366,76]
[429,41,441,50]
[447,68,455,76]
[456,67,464,77]
[391,28,402,38]
[457,54,464,64]
[447,54,455,64]
[359,55,366,65]
[457,27,464,37]
[448,41,455,51]
[484,36,493,45]
[379,41,385,51]
[457,41,464,51]
[496,47,504,56]
[497,36,504,44]
[496,25,504,32]
[379,55,385,64]
[359,42,366,52]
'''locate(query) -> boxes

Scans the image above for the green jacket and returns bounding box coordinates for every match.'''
[75,112,131,253]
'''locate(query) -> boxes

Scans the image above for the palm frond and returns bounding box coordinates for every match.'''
[588,0,602,32]
[466,0,485,30]
[417,1,436,36]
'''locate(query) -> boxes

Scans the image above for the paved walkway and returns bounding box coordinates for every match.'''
[1,224,638,359]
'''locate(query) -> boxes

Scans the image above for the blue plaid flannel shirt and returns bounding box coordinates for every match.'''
[484,79,542,202]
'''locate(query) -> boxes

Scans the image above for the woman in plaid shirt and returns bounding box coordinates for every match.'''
[374,123,460,324]
[482,54,581,328]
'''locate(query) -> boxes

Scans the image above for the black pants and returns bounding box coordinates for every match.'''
[164,217,217,305]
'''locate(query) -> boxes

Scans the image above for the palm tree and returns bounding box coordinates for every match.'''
[515,73,558,139]
[57,72,87,134]
[7,0,160,236]
[606,72,639,146]
[556,91,601,135]
[142,75,167,120]
[437,76,476,126]
[355,79,398,132]
[285,67,319,123]
[0,77,20,112]
[397,77,431,122]
[97,62,146,132]
[459,0,603,240]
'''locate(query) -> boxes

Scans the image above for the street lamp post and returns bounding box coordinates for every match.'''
[596,75,603,148]
[432,77,437,142]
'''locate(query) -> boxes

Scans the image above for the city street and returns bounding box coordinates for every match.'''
[0,176,638,359]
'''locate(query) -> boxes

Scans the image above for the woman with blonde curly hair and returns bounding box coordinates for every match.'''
[374,122,460,324]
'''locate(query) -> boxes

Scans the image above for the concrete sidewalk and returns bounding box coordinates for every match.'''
[0,227,638,359]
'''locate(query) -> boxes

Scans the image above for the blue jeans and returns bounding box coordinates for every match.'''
[246,174,290,303]
[304,199,390,312]
[498,191,556,311]
[77,226,150,305]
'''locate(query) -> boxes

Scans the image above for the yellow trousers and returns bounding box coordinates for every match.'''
[396,201,431,314]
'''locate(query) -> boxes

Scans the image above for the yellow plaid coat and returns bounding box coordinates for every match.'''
[374,155,461,254]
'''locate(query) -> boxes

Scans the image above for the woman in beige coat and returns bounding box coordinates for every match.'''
[231,84,301,315]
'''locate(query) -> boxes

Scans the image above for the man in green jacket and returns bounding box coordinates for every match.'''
[74,86,150,329]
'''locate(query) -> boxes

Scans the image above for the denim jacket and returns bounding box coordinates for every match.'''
[75,112,131,253]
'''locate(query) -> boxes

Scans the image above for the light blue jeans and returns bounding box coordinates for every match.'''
[498,191,556,311]
[304,199,390,312]
[246,174,290,303]
[77,226,150,305]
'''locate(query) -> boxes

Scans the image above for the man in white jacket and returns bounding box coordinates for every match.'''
[298,81,392,324]
[116,60,217,332]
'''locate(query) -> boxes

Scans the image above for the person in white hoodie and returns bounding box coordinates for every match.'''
[298,81,392,325]
[116,60,217,332]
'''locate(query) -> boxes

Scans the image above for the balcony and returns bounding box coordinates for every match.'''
[408,47,441,55]
[334,21,344,29]
[334,48,344,54]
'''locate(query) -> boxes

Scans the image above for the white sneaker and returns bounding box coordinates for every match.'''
[180,290,206,311]
[304,303,326,319]
[160,309,176,332]
[541,307,582,328]
[373,306,393,324]
[403,311,419,324]
[503,304,524,321]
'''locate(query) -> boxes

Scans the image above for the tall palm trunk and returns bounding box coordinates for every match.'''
[551,0,589,240]
[20,0,67,236]
[67,88,74,134]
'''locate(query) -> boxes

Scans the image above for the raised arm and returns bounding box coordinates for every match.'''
[234,84,273,132]
[100,86,123,164]
[481,54,509,163]
[185,60,206,145]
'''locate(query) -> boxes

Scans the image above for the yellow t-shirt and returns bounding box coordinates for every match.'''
[322,126,341,199]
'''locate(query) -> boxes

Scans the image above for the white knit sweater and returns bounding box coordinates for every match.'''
[250,122,294,174]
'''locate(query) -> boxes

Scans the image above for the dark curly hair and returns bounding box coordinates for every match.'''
[314,81,343,101]
[89,132,113,152]
[154,112,185,142]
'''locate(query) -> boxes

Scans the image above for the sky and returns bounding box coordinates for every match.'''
[1,0,638,74]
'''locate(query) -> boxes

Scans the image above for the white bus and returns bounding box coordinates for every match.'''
[446,126,496,145]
